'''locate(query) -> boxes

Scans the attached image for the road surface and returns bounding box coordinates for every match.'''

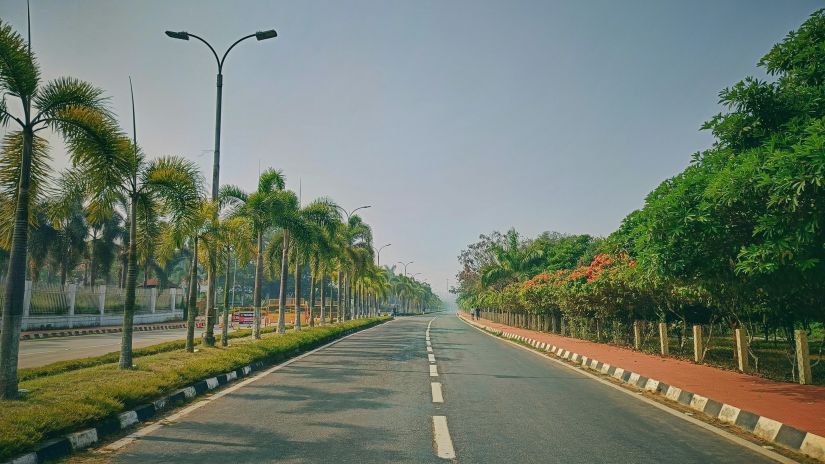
[20,327,227,368]
[99,315,776,463]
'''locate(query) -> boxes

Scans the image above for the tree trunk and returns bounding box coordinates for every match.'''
[119,194,139,369]
[319,268,326,327]
[186,236,198,352]
[204,254,217,346]
[309,264,316,328]
[0,124,34,398]
[222,248,231,347]
[277,230,290,334]
[294,259,302,331]
[90,235,98,287]
[253,230,264,339]
[336,271,343,323]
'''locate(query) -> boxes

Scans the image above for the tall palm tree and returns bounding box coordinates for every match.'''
[0,20,125,397]
[222,169,297,338]
[336,215,373,321]
[216,217,253,346]
[480,229,544,289]
[288,198,339,331]
[88,138,202,368]
[156,198,211,352]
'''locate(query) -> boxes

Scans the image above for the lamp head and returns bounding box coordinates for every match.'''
[165,30,190,40]
[255,29,278,41]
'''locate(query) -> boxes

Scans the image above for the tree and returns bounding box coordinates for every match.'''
[222,169,298,337]
[0,19,125,397]
[288,198,339,330]
[88,145,202,368]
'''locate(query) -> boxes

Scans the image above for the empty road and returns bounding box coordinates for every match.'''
[20,327,221,368]
[97,315,777,463]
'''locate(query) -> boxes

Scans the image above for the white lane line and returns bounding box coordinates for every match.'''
[428,353,436,363]
[426,340,432,347]
[429,364,438,377]
[427,346,433,353]
[432,416,456,459]
[431,382,444,403]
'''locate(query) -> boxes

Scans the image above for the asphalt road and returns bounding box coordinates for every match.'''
[20,327,214,368]
[103,314,776,463]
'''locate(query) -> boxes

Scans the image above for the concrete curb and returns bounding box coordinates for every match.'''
[19,323,187,340]
[462,316,825,463]
[3,323,378,464]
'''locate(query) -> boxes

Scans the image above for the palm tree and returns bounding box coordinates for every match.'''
[217,217,253,346]
[156,198,211,352]
[288,198,340,331]
[480,229,544,289]
[45,172,88,286]
[222,169,297,338]
[0,20,125,397]
[336,215,373,321]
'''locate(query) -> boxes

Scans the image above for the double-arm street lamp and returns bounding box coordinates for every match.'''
[164,28,277,200]
[338,204,371,222]
[397,260,413,276]
[165,28,276,344]
[376,243,391,266]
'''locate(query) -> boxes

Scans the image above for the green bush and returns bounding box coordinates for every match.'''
[0,318,387,461]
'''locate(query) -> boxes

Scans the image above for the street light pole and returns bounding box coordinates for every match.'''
[397,260,413,276]
[166,28,277,345]
[338,204,371,222]
[377,243,391,266]
[165,29,277,199]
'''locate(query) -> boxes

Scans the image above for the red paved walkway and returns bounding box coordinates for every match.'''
[462,314,825,438]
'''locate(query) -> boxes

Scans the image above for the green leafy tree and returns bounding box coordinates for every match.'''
[0,20,124,397]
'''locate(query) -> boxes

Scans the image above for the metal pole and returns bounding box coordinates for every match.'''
[212,72,223,200]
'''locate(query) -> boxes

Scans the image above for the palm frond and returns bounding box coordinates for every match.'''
[33,77,111,123]
[0,19,39,99]
[257,168,285,193]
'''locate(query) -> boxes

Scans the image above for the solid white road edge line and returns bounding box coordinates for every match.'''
[431,382,444,403]
[101,320,396,453]
[433,416,456,459]
[457,316,796,464]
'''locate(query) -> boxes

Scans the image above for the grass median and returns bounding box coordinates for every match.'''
[0,317,388,461]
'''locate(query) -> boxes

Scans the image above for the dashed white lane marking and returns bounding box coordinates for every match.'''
[429,364,438,377]
[427,346,433,353]
[426,340,432,347]
[431,382,444,403]
[428,353,436,363]
[433,416,456,459]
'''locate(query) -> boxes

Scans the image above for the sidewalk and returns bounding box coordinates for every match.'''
[461,314,825,459]
[19,321,186,340]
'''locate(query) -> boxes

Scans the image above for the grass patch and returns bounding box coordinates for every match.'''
[0,318,387,461]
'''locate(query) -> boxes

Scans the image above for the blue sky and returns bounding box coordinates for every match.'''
[2,0,820,299]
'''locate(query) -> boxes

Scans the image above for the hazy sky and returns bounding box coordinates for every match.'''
[1,1,819,299]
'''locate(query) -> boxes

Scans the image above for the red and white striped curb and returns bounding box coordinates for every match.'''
[19,323,186,340]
